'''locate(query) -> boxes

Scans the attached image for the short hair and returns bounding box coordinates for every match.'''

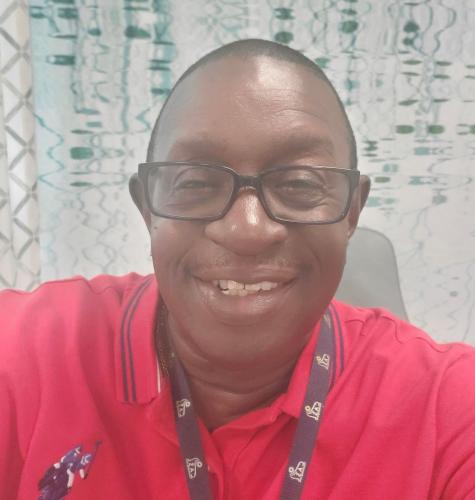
[147,39,357,168]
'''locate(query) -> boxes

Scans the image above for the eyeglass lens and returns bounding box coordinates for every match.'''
[147,165,351,223]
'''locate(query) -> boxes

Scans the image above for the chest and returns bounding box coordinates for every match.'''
[18,390,436,500]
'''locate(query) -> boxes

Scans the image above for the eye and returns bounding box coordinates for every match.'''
[171,168,218,192]
[263,169,330,210]
[174,178,214,190]
[277,178,324,191]
[271,172,327,197]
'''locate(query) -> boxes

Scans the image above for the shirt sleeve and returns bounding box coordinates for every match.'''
[431,349,475,499]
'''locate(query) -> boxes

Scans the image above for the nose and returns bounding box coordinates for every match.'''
[204,189,288,255]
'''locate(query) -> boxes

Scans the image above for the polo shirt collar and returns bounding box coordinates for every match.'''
[278,323,320,418]
[115,274,160,404]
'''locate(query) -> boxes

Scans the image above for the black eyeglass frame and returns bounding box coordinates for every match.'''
[137,162,361,225]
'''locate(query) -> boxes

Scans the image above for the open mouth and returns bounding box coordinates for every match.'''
[193,274,295,324]
[211,279,281,296]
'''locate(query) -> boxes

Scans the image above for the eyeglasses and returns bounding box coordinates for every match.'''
[137,162,360,225]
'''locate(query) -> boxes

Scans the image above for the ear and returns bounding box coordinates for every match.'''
[347,174,371,238]
[129,173,152,232]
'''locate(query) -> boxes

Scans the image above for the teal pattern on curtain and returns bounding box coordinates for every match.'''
[22,0,475,344]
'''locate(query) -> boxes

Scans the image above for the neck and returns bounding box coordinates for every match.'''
[157,303,309,430]
[184,360,296,430]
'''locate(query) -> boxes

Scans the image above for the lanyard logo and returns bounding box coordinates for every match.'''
[176,398,191,418]
[288,461,307,483]
[185,458,203,479]
[304,401,323,421]
[316,353,330,370]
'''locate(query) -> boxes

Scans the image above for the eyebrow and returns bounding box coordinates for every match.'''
[270,132,336,160]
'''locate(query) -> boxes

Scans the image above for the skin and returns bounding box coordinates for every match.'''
[130,55,370,429]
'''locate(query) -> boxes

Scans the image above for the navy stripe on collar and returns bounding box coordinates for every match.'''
[119,276,155,403]
[329,301,345,378]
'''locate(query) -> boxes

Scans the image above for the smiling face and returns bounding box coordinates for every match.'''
[133,55,369,370]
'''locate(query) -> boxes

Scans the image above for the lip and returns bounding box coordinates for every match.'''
[193,266,298,285]
[193,272,296,326]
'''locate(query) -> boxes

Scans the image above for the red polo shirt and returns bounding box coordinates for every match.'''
[1,273,475,499]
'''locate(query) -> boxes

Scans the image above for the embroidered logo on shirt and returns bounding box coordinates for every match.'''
[38,441,101,500]
[288,461,307,482]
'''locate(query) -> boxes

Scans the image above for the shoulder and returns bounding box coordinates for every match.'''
[0,272,146,305]
[332,300,475,369]
[0,272,148,318]
[330,300,475,417]
[0,273,153,378]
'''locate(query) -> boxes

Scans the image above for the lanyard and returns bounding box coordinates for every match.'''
[167,309,336,500]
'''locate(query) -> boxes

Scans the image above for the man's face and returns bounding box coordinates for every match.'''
[138,56,368,369]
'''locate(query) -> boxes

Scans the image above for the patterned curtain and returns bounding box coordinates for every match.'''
[0,0,40,290]
[0,0,474,345]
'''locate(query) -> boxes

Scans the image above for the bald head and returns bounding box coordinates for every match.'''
[147,39,357,169]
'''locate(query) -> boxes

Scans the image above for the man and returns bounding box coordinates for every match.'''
[1,39,474,499]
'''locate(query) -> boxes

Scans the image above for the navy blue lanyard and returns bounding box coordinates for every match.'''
[166,310,336,500]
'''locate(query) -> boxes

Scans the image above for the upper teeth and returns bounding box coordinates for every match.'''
[212,279,279,295]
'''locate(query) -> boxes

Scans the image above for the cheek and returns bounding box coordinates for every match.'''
[303,225,349,279]
[150,219,194,278]
[150,219,186,282]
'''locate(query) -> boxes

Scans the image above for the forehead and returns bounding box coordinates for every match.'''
[153,56,350,165]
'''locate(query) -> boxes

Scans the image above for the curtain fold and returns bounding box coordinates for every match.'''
[0,0,40,290]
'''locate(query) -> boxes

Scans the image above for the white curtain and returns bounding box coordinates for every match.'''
[0,0,474,345]
[0,0,40,290]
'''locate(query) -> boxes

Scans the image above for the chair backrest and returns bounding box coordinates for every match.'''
[335,227,409,321]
